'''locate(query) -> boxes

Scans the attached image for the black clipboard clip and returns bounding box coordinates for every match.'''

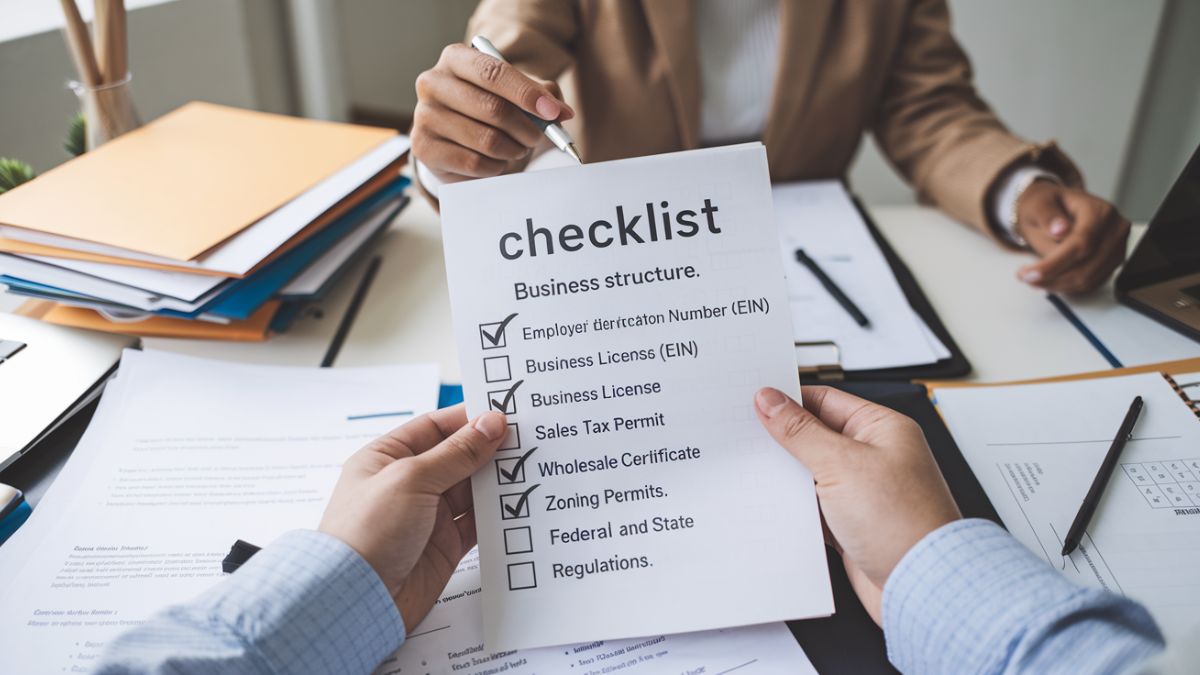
[795,340,845,382]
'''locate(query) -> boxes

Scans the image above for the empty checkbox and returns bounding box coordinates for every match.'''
[507,561,537,590]
[504,526,533,555]
[483,355,512,383]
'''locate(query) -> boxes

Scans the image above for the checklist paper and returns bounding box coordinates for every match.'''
[441,144,833,650]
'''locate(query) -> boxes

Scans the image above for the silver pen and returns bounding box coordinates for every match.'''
[470,35,581,164]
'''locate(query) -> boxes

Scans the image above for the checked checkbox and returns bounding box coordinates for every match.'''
[496,447,537,485]
[503,526,533,555]
[479,313,518,350]
[500,483,539,520]
[488,380,523,415]
[483,355,512,383]
[499,423,521,451]
[507,561,537,590]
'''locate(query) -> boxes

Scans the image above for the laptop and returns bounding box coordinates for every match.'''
[1116,143,1200,342]
[0,313,136,471]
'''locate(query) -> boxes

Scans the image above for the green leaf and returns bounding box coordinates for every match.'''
[0,158,36,194]
[65,112,86,157]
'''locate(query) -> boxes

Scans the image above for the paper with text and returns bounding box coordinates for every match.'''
[933,373,1200,641]
[774,181,947,370]
[441,144,833,650]
[0,350,441,672]
[375,548,816,675]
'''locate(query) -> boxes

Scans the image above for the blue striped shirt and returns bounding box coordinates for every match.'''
[97,520,1165,674]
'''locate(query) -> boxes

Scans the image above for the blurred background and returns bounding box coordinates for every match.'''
[2,0,1198,221]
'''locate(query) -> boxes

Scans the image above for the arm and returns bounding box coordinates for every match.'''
[96,531,405,675]
[96,406,509,675]
[885,519,1163,674]
[871,0,1081,236]
[873,0,1130,294]
[754,386,1165,675]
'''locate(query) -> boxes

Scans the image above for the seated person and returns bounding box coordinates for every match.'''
[95,391,1178,674]
[410,0,1131,295]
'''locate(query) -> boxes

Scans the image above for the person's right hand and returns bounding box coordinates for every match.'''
[412,43,574,183]
[755,386,961,625]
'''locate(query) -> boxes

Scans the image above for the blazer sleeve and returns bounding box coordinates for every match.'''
[870,0,1083,236]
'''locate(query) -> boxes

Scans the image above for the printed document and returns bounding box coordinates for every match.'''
[933,373,1200,641]
[441,144,833,650]
[0,350,441,671]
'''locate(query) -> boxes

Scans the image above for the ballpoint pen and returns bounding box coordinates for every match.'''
[795,248,871,328]
[1060,395,1144,556]
[470,35,582,164]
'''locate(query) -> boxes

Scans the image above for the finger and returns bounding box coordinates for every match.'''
[798,386,878,435]
[1020,197,1113,286]
[365,405,469,462]
[416,71,545,147]
[419,103,531,162]
[443,476,474,516]
[411,135,507,179]
[754,387,853,474]
[1017,181,1072,242]
[1044,220,1128,294]
[453,508,478,551]
[441,43,574,121]
[410,411,506,492]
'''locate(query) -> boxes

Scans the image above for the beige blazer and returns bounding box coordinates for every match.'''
[465,0,1082,236]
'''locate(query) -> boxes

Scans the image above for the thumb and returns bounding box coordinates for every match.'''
[412,411,505,492]
[1019,181,1072,241]
[754,387,850,476]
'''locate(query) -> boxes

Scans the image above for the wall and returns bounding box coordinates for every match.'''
[0,0,291,174]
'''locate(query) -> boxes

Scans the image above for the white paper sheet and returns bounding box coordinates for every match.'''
[440,144,833,650]
[0,349,441,672]
[932,373,1200,641]
[774,181,943,370]
[1062,279,1199,367]
[375,548,816,675]
[23,254,229,302]
[280,196,401,298]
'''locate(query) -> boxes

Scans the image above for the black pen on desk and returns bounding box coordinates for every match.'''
[794,248,871,328]
[1060,396,1144,557]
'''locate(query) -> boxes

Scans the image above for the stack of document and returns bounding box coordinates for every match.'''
[0,103,411,340]
[775,181,951,371]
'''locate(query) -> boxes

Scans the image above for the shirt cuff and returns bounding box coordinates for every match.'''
[991,166,1060,247]
[199,530,405,673]
[882,519,1163,675]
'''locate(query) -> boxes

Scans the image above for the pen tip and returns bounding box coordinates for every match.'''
[566,143,582,164]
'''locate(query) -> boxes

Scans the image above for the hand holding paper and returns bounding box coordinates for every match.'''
[318,406,506,630]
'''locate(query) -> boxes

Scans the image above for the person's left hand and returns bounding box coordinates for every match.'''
[1014,180,1131,295]
[318,404,506,631]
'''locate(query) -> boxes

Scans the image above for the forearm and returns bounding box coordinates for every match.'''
[96,530,405,675]
[883,519,1164,675]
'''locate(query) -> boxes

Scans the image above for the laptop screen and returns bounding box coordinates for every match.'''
[1118,145,1200,291]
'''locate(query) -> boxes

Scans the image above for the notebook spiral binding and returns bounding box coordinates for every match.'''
[1162,373,1200,420]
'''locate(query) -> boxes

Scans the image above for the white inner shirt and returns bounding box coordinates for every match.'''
[695,0,780,145]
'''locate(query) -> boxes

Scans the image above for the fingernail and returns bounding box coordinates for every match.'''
[474,412,505,440]
[534,95,560,120]
[755,388,789,418]
[1049,219,1068,237]
[1020,269,1043,283]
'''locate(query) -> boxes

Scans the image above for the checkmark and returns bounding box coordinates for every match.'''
[479,313,519,350]
[496,447,538,485]
[488,380,523,414]
[500,483,540,520]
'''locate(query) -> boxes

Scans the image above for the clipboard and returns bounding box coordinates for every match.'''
[795,197,971,383]
[787,380,1001,673]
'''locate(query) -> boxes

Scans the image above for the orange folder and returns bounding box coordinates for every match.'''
[17,300,280,342]
[0,102,396,261]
